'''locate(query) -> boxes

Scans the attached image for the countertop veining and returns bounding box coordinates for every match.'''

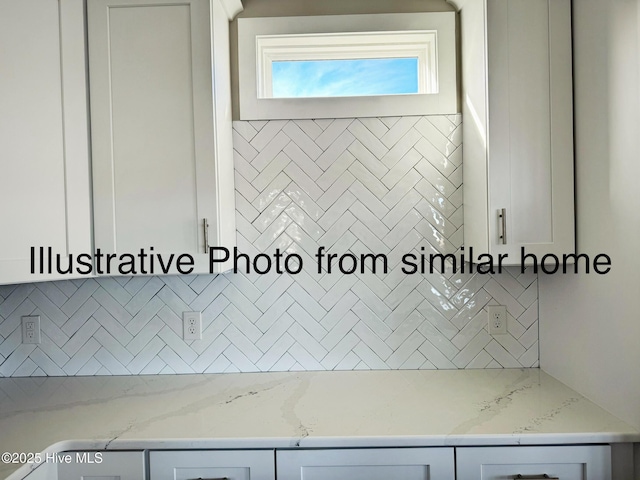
[1,368,638,479]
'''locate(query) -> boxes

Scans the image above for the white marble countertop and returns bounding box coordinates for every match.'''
[1,368,638,479]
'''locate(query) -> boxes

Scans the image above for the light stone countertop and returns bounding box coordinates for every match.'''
[0,368,638,479]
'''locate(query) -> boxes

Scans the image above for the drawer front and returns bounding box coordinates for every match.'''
[276,448,454,480]
[149,450,275,480]
[57,451,145,480]
[456,445,611,480]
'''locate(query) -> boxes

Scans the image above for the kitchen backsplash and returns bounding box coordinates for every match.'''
[0,115,538,377]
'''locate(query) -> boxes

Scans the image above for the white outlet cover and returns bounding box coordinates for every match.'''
[182,312,202,340]
[22,315,41,344]
[487,305,508,335]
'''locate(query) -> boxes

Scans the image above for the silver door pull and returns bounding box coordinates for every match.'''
[203,218,210,254]
[499,208,507,244]
[189,477,228,480]
[512,475,559,479]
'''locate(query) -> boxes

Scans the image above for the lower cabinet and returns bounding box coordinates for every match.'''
[456,445,612,480]
[45,445,614,480]
[149,450,275,480]
[276,448,455,480]
[57,451,145,479]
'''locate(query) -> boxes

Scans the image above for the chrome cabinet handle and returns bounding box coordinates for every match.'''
[512,475,559,479]
[499,208,507,244]
[203,218,210,254]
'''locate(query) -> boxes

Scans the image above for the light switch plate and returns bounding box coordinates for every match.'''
[22,315,41,344]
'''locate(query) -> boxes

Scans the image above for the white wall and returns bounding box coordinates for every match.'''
[539,0,640,429]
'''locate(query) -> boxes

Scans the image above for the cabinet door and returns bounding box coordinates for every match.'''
[0,0,92,285]
[462,0,574,263]
[57,451,145,480]
[456,446,611,480]
[489,0,574,261]
[149,450,275,480]
[87,0,233,274]
[276,448,455,480]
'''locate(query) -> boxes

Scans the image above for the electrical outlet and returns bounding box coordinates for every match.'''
[487,305,507,335]
[22,315,41,344]
[183,311,202,340]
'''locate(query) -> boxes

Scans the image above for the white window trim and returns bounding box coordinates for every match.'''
[238,12,458,120]
[257,31,438,98]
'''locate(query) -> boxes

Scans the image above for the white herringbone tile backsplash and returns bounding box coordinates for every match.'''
[0,116,539,377]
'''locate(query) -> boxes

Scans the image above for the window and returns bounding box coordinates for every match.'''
[257,31,438,99]
[271,58,420,98]
[238,12,457,120]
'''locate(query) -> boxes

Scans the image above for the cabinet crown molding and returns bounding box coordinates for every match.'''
[220,0,243,20]
[444,0,461,11]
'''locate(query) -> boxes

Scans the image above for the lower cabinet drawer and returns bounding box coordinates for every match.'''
[276,447,455,480]
[57,451,145,480]
[456,445,611,480]
[149,450,275,480]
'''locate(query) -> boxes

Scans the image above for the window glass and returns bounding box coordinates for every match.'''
[271,58,419,98]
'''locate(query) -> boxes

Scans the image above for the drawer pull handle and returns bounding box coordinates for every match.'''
[203,218,210,254]
[512,475,559,479]
[499,208,507,244]
[189,477,228,480]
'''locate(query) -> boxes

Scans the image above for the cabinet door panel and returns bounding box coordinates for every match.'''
[462,0,574,262]
[150,450,275,480]
[276,448,454,480]
[488,0,552,246]
[88,0,215,258]
[456,445,611,480]
[0,0,91,284]
[57,451,145,480]
[488,0,574,259]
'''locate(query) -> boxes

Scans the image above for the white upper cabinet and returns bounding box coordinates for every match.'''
[0,0,239,285]
[88,0,239,274]
[0,0,92,286]
[457,0,575,264]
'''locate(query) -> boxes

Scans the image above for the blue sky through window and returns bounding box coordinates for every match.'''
[271,57,419,98]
